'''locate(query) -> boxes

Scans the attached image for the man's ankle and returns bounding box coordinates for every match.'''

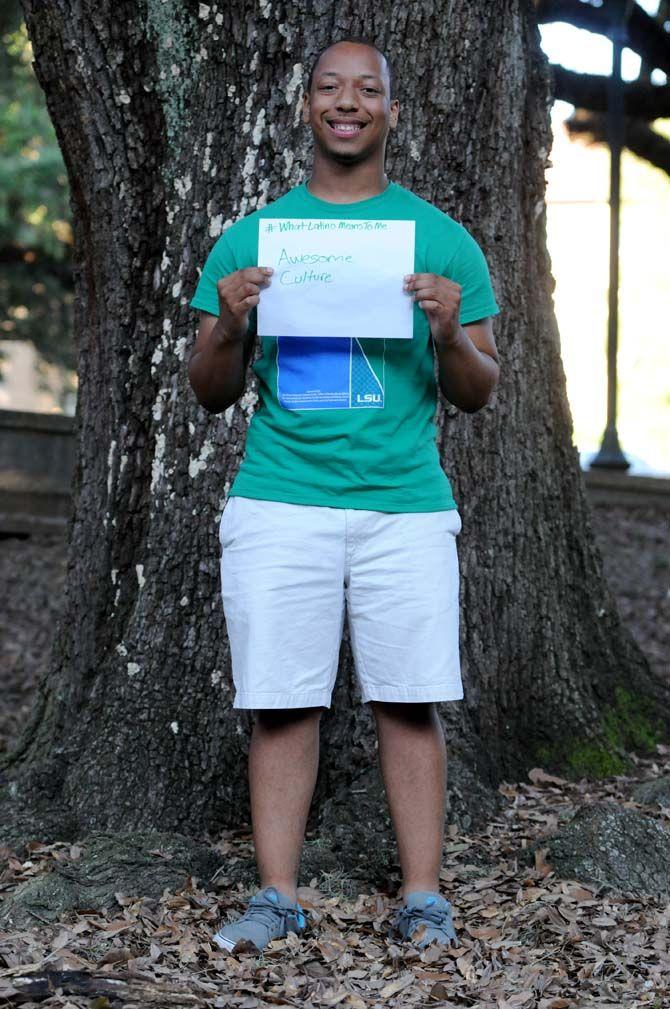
[401,881,441,900]
[259,880,299,904]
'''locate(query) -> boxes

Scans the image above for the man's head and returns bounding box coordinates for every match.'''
[302,40,399,166]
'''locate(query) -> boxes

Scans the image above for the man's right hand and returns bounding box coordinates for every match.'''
[216,267,273,342]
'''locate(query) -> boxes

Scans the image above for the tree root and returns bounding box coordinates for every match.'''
[0,831,223,930]
[0,968,207,1005]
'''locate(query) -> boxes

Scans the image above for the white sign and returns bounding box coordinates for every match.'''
[257,218,415,340]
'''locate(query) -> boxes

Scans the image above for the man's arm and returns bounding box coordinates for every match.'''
[187,266,271,414]
[188,312,256,414]
[433,317,499,413]
[403,272,500,413]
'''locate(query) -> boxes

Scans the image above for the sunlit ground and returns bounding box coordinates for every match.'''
[546,103,670,474]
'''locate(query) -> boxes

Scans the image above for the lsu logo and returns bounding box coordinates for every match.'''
[356,393,382,404]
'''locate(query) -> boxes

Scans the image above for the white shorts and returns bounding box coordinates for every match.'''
[218,496,463,709]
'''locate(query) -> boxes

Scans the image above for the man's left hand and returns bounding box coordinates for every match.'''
[403,273,462,347]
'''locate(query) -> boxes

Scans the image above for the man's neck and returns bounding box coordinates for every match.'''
[306,154,389,204]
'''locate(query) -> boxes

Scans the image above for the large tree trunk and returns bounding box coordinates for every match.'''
[6,0,669,856]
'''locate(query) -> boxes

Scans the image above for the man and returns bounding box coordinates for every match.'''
[188,38,500,953]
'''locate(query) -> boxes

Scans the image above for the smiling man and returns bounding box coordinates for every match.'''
[188,39,500,953]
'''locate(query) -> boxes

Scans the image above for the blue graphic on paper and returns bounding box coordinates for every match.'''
[277,336,385,411]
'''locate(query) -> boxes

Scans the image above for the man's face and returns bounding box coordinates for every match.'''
[303,43,399,166]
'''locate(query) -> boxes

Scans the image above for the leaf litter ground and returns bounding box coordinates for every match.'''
[2,750,670,1008]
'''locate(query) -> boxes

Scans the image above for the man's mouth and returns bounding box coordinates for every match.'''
[326,120,367,139]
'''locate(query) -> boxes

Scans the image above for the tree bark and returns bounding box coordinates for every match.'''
[7,0,669,851]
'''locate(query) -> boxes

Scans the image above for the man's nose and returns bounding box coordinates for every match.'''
[336,85,358,110]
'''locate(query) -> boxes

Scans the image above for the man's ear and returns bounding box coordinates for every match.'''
[389,99,400,130]
[302,91,311,125]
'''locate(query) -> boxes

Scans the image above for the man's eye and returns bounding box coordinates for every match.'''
[362,88,380,94]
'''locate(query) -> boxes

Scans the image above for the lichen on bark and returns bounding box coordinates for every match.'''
[534,686,664,779]
[145,0,201,156]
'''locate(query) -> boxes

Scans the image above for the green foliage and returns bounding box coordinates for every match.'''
[535,686,663,780]
[0,17,70,252]
[0,8,74,380]
[565,742,629,778]
[605,686,662,753]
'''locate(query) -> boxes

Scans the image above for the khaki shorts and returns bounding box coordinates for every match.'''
[219,495,463,709]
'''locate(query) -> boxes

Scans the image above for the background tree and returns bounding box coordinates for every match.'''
[0,0,74,385]
[536,0,670,175]
[3,0,669,881]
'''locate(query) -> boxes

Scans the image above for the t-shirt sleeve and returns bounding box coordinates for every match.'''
[189,231,238,316]
[448,228,500,325]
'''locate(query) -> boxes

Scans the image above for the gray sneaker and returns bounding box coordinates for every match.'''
[212,886,307,953]
[393,891,459,948]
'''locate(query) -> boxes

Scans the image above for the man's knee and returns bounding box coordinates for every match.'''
[370,700,439,728]
[252,706,326,731]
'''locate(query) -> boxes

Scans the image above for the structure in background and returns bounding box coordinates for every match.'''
[540,0,670,474]
[591,0,632,470]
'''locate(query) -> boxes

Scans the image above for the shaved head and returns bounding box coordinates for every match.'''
[306,38,393,96]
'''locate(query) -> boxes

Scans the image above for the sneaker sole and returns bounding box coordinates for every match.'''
[212,932,264,954]
[212,932,237,952]
[212,918,306,954]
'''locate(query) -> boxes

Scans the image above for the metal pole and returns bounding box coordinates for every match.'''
[590,0,630,470]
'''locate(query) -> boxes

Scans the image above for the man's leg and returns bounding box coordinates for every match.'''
[249,706,323,903]
[370,700,447,896]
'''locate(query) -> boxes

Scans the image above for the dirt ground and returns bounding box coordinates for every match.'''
[588,503,668,680]
[0,501,668,1006]
[1,754,670,1008]
[0,501,668,755]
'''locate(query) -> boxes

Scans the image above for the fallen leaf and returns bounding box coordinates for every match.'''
[379,972,415,998]
[303,959,332,978]
[528,767,568,786]
[317,937,347,962]
[98,946,132,966]
[420,943,445,964]
[466,925,501,939]
[429,983,457,1002]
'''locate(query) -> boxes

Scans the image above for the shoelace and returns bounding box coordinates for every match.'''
[235,897,304,934]
[394,903,455,937]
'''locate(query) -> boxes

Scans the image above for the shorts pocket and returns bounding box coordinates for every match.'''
[219,497,236,549]
[445,509,462,537]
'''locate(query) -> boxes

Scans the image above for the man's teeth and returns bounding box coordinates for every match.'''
[332,123,362,133]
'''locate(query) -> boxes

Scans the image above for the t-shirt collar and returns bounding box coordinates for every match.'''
[295,180,397,215]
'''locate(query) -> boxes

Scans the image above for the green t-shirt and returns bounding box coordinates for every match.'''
[189,182,499,512]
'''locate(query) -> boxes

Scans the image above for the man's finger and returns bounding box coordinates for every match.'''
[218,268,272,293]
[227,280,266,308]
[408,281,460,305]
[417,299,441,312]
[242,266,274,282]
[404,273,443,291]
[218,268,272,295]
[409,282,440,295]
[221,286,254,311]
[411,287,444,303]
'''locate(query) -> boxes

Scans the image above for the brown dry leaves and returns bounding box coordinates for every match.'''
[2,751,670,1008]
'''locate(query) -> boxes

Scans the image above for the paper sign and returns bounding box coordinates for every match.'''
[257,218,415,340]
